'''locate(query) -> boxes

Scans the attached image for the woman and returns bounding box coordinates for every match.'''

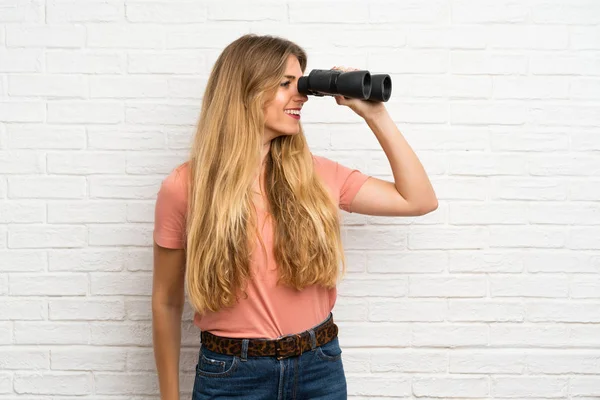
[152,34,437,400]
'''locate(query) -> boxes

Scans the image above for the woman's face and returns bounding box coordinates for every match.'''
[263,55,308,141]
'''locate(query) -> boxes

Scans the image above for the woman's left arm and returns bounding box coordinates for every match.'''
[332,67,438,217]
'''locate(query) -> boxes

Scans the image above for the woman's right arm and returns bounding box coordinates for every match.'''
[152,241,187,400]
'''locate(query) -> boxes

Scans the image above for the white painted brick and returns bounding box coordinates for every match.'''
[46,50,125,73]
[87,126,165,150]
[0,0,44,23]
[6,25,85,48]
[0,349,48,369]
[289,1,368,24]
[0,250,46,272]
[370,50,448,74]
[571,26,600,50]
[490,226,566,248]
[0,48,43,72]
[47,1,124,23]
[14,372,91,395]
[0,274,6,295]
[49,299,125,321]
[527,301,600,323]
[490,275,569,298]
[451,102,526,125]
[487,25,569,50]
[8,225,87,248]
[128,53,206,74]
[530,202,600,225]
[530,54,600,76]
[8,176,86,198]
[126,201,154,222]
[408,26,485,49]
[7,124,86,149]
[125,298,152,321]
[412,324,488,347]
[373,0,449,23]
[126,2,206,23]
[492,177,567,201]
[572,130,600,150]
[51,347,126,371]
[10,273,87,296]
[413,376,488,397]
[208,1,284,21]
[91,272,152,296]
[89,224,152,246]
[347,375,411,397]
[165,24,249,50]
[453,0,528,23]
[48,201,126,223]
[331,299,368,322]
[0,372,10,393]
[449,202,528,225]
[571,275,600,299]
[126,348,158,372]
[0,101,44,122]
[91,322,152,346]
[14,322,89,345]
[569,227,600,250]
[95,372,158,395]
[48,101,123,124]
[89,176,162,199]
[338,278,408,298]
[370,300,446,322]
[8,74,86,97]
[450,349,525,374]
[0,201,45,223]
[525,252,598,273]
[125,103,199,124]
[493,76,569,99]
[408,226,488,250]
[490,129,569,152]
[126,153,187,175]
[409,275,486,297]
[492,376,568,398]
[527,351,600,374]
[343,227,407,250]
[449,251,524,273]
[529,155,600,176]
[49,248,149,272]
[490,323,569,347]
[367,251,446,274]
[430,177,488,200]
[0,225,5,249]
[0,299,46,320]
[571,377,600,396]
[90,76,168,98]
[449,300,525,322]
[370,349,447,373]
[0,322,10,345]
[451,51,528,75]
[47,152,126,174]
[532,1,600,24]
[0,151,45,173]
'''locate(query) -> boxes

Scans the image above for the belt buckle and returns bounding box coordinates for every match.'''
[275,333,302,360]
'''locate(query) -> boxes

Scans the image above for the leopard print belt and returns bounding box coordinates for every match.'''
[200,314,338,360]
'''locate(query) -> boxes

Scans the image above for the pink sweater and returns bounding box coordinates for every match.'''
[153,154,370,339]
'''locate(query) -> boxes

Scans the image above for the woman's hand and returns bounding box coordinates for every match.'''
[331,66,388,121]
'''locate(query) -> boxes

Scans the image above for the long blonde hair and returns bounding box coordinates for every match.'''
[186,34,347,314]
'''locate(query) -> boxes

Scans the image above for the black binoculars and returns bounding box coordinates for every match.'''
[297,69,392,102]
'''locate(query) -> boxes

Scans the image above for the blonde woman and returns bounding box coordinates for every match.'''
[152,34,437,400]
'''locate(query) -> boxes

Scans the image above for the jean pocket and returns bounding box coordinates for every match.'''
[316,336,342,361]
[196,347,239,377]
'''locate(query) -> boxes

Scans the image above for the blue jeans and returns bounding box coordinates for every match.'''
[191,322,347,399]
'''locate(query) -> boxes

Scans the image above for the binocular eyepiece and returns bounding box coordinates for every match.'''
[297,69,392,102]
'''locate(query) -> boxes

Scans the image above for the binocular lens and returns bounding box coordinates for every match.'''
[297,69,392,102]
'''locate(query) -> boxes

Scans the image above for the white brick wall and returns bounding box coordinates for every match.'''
[1,0,599,398]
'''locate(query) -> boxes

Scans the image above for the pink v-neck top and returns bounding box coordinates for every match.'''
[153,154,370,339]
